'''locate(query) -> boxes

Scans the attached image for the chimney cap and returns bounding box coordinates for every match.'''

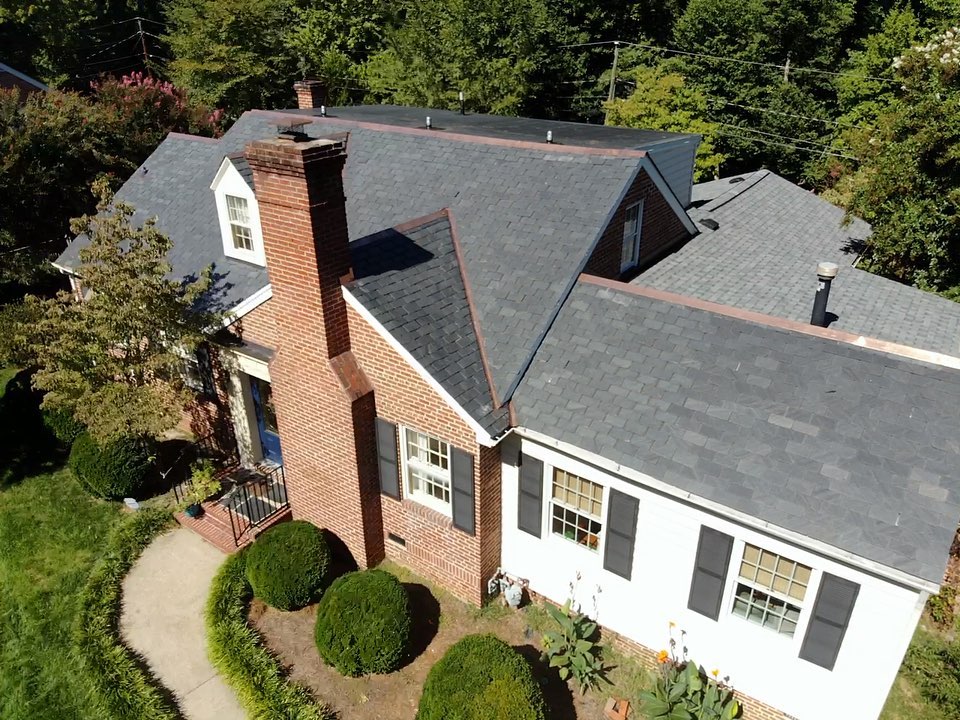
[817,261,839,279]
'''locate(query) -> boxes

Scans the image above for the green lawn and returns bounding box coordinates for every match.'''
[0,368,124,719]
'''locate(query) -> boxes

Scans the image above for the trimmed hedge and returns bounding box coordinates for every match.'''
[42,407,85,445]
[245,521,331,610]
[68,432,154,499]
[417,634,547,720]
[206,550,333,719]
[314,569,411,676]
[72,507,177,720]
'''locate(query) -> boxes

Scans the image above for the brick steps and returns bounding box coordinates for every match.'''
[175,499,292,554]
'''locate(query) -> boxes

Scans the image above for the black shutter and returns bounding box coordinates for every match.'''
[196,345,216,398]
[375,418,400,500]
[603,489,639,580]
[799,573,859,671]
[687,525,734,620]
[518,454,544,537]
[450,447,475,535]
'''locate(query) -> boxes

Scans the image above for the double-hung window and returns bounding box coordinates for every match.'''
[620,201,643,273]
[402,428,451,514]
[550,468,603,551]
[225,195,254,251]
[732,543,811,637]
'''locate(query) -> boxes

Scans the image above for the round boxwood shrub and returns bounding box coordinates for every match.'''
[417,634,546,720]
[43,407,85,445]
[68,432,154,499]
[314,569,411,676]
[245,521,331,610]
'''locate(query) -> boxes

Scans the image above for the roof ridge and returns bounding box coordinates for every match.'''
[248,109,649,159]
[446,209,502,411]
[702,170,769,213]
[582,274,960,371]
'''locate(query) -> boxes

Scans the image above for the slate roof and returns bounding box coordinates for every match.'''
[638,170,960,358]
[348,212,508,434]
[58,109,648,404]
[514,278,960,584]
[283,104,697,149]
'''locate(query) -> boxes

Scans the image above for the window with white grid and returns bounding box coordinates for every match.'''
[402,427,451,513]
[731,544,811,637]
[550,468,603,551]
[226,195,253,251]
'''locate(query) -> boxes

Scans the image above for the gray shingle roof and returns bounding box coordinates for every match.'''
[56,134,267,314]
[514,279,960,584]
[638,170,960,358]
[348,212,509,435]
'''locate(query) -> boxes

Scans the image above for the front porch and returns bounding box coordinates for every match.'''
[174,463,291,553]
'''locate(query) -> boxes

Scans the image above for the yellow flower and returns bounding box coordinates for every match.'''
[711,668,720,678]
[657,650,670,664]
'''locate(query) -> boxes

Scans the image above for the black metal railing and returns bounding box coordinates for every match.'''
[226,464,288,546]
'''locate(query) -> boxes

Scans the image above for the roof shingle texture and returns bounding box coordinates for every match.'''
[60,110,644,401]
[638,170,960,358]
[514,280,960,584]
[348,213,509,434]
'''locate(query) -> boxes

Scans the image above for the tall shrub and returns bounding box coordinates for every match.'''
[68,431,154,499]
[244,521,331,610]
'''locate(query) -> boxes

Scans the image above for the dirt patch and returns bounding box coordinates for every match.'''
[250,563,630,719]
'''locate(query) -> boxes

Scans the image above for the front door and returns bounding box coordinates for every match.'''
[250,377,282,464]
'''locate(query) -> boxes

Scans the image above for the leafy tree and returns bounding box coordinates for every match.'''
[604,61,726,179]
[16,184,220,441]
[0,75,219,296]
[831,25,960,295]
[165,0,302,116]
[363,0,558,115]
[671,0,857,177]
[284,0,390,105]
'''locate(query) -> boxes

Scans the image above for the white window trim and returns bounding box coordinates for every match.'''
[549,467,605,554]
[211,157,266,266]
[620,200,644,273]
[723,538,821,648]
[400,426,453,516]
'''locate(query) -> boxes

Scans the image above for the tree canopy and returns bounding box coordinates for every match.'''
[11,185,221,441]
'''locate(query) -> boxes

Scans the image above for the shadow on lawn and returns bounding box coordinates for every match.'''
[517,643,578,720]
[0,369,63,488]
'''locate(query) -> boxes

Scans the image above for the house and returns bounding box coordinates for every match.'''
[0,61,48,99]
[55,82,960,720]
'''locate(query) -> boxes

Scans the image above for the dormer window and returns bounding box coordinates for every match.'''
[226,195,254,251]
[212,155,266,266]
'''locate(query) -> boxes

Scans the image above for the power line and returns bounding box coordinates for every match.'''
[707,98,869,130]
[717,126,859,161]
[561,39,902,86]
[83,32,141,60]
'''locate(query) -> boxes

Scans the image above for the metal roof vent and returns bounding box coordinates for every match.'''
[810,261,839,327]
[276,121,309,142]
[425,116,432,129]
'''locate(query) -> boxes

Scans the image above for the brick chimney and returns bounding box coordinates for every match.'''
[245,131,383,568]
[293,79,326,110]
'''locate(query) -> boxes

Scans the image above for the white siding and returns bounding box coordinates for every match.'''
[646,139,699,209]
[500,435,926,720]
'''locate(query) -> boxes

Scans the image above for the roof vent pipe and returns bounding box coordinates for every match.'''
[810,261,839,327]
[319,105,326,117]
[458,91,465,115]
[546,130,553,144]
[426,116,432,129]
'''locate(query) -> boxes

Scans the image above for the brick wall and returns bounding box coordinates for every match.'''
[584,168,691,279]
[347,301,501,605]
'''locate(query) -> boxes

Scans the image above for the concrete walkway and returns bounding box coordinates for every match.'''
[121,527,245,720]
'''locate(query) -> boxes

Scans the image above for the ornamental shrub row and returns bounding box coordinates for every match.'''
[72,507,176,720]
[206,550,333,720]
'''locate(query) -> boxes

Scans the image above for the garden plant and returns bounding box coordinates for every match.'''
[68,431,154,499]
[244,520,331,610]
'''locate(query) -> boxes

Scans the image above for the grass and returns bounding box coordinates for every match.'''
[0,367,175,719]
[880,618,956,720]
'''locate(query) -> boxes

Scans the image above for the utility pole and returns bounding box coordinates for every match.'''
[604,40,620,124]
[782,51,791,83]
[136,18,150,74]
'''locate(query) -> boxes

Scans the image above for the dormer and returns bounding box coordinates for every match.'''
[211,154,266,266]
